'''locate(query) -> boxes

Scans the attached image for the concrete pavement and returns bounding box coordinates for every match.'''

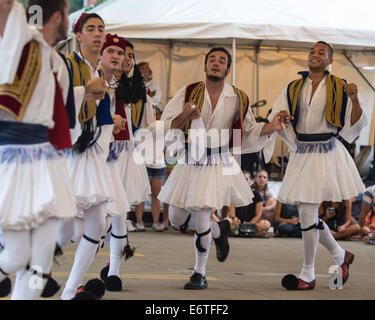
[45,228,375,301]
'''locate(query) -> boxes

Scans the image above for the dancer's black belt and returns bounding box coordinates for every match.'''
[184,143,229,155]
[296,133,335,142]
[0,121,48,145]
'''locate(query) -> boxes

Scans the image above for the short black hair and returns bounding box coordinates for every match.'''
[316,41,333,59]
[205,47,232,70]
[27,0,67,25]
[79,13,105,33]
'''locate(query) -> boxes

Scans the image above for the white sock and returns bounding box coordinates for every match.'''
[99,215,111,250]
[0,229,4,250]
[192,210,212,277]
[299,264,315,283]
[169,206,212,277]
[11,218,59,300]
[108,215,127,277]
[71,218,84,243]
[298,204,320,282]
[60,204,106,300]
[0,230,30,282]
[61,236,99,300]
[330,246,346,266]
[104,230,111,248]
[57,218,75,248]
[318,220,345,265]
[299,228,319,282]
[12,269,25,298]
[210,221,220,239]
[169,206,192,229]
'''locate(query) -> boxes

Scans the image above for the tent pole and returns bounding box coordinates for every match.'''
[232,38,236,86]
[255,41,261,117]
[166,40,173,102]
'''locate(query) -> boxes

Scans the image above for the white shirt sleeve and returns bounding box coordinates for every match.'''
[74,86,85,110]
[339,95,368,144]
[160,86,187,131]
[160,86,186,121]
[267,87,297,153]
[69,86,85,143]
[55,53,70,105]
[241,106,272,154]
[0,1,33,85]
[140,95,157,129]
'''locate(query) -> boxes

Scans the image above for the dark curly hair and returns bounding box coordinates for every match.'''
[205,47,232,70]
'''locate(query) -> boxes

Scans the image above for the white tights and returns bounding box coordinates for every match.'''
[169,206,220,277]
[298,204,345,282]
[60,203,107,300]
[56,218,75,248]
[0,218,59,300]
[107,214,128,277]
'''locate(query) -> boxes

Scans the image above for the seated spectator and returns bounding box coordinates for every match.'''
[252,169,277,226]
[318,200,361,240]
[228,171,271,237]
[358,184,375,228]
[361,199,375,244]
[274,200,302,238]
[350,193,364,222]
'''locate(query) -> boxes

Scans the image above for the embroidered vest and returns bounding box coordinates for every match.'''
[66,53,113,126]
[48,73,72,150]
[287,71,348,133]
[184,81,249,146]
[66,52,99,123]
[131,99,145,134]
[57,52,76,129]
[0,40,41,121]
[113,94,130,141]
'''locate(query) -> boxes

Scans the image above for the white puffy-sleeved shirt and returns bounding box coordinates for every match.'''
[161,82,273,154]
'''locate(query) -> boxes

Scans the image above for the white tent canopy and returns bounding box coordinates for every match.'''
[70,0,375,49]
[68,0,375,158]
